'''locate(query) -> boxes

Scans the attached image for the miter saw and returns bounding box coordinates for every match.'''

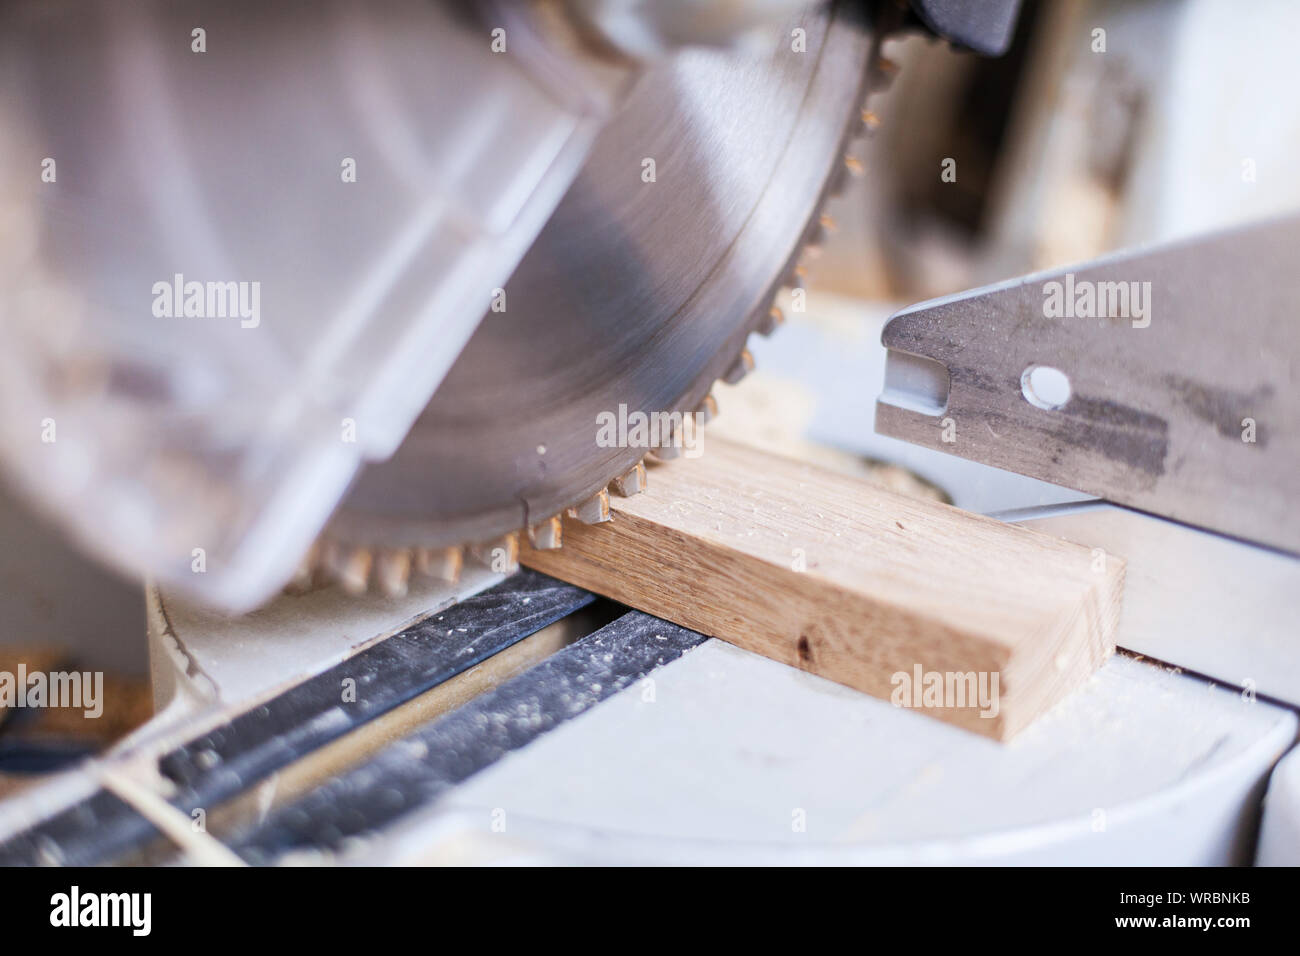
[0,0,1027,611]
[3,0,1300,870]
[1,0,1295,613]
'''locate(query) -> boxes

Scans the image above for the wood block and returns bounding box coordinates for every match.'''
[522,439,1123,739]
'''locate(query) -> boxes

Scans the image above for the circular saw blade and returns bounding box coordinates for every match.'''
[324,3,880,565]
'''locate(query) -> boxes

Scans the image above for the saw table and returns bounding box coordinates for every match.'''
[0,426,1293,864]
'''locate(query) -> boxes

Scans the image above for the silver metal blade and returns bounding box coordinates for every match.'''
[877,216,1300,554]
[328,2,880,550]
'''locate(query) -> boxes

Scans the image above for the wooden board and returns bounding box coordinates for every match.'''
[522,438,1124,739]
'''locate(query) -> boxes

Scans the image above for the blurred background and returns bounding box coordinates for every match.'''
[715,0,1300,496]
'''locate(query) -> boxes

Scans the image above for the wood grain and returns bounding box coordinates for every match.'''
[522,438,1124,739]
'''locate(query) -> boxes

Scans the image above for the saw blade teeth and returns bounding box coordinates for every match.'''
[470,533,520,573]
[324,542,372,595]
[316,24,897,593]
[648,417,686,460]
[527,515,564,550]
[568,488,612,523]
[693,393,718,425]
[803,217,827,253]
[872,57,898,91]
[722,347,755,385]
[415,545,463,584]
[610,460,648,497]
[759,305,785,336]
[375,548,412,598]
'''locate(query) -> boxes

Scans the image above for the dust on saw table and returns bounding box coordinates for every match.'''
[523,438,1124,739]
